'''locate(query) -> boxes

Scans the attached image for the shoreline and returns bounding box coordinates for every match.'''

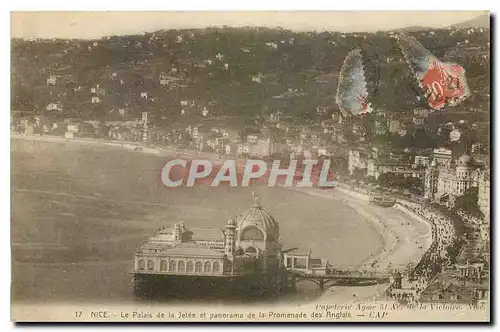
[11,133,433,302]
[288,186,433,302]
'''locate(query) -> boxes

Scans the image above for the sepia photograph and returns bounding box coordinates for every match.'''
[9,10,491,322]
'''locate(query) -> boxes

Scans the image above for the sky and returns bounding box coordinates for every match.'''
[11,11,487,40]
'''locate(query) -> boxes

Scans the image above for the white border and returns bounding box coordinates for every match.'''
[2,1,498,332]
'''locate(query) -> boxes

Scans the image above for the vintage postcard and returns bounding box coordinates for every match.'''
[10,11,490,322]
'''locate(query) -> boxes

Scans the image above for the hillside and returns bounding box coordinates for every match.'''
[11,26,490,125]
[451,13,490,29]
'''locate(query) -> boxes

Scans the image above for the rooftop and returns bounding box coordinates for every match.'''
[188,228,225,242]
[157,242,225,258]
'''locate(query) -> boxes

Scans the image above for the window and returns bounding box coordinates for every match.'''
[186,261,194,273]
[213,262,220,274]
[204,261,211,273]
[160,260,167,271]
[195,261,202,273]
[147,260,155,271]
[245,246,258,255]
[241,227,265,241]
[169,260,176,272]
[178,261,185,272]
[294,257,307,269]
[138,259,145,270]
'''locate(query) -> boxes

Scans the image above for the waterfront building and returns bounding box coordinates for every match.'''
[414,155,431,168]
[283,249,329,275]
[432,148,453,167]
[133,194,287,295]
[64,123,79,139]
[348,148,369,175]
[424,154,482,205]
[367,159,423,180]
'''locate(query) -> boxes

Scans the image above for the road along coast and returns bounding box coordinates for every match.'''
[11,133,434,303]
[287,185,433,302]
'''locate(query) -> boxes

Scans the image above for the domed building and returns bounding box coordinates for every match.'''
[424,154,483,206]
[229,193,282,274]
[132,193,286,297]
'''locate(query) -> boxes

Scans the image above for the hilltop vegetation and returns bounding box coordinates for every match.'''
[11,26,490,124]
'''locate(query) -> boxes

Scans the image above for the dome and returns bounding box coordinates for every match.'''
[236,193,279,240]
[457,154,472,166]
[226,218,236,227]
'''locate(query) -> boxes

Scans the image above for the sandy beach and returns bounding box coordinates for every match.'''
[287,186,433,303]
[11,133,433,303]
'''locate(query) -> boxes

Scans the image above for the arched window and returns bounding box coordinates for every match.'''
[160,260,168,271]
[169,260,176,272]
[204,261,211,273]
[138,259,145,270]
[147,260,155,271]
[195,261,202,273]
[245,246,258,255]
[186,261,194,273]
[178,261,185,272]
[213,261,220,274]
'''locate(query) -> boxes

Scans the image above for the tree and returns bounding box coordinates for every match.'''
[446,237,465,265]
[454,186,483,218]
[365,176,376,183]
[352,167,366,181]
[378,172,423,193]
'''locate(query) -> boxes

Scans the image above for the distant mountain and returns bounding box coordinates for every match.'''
[393,26,433,33]
[389,13,490,32]
[451,13,490,29]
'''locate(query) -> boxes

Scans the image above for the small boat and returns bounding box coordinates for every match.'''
[370,194,395,207]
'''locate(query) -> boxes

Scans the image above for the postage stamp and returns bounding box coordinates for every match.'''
[10,11,490,323]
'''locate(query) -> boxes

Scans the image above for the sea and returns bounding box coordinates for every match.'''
[11,138,383,305]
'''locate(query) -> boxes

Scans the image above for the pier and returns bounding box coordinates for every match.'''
[286,269,390,290]
[283,249,390,290]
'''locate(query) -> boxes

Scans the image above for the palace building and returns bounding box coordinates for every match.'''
[424,154,483,206]
[132,193,287,297]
